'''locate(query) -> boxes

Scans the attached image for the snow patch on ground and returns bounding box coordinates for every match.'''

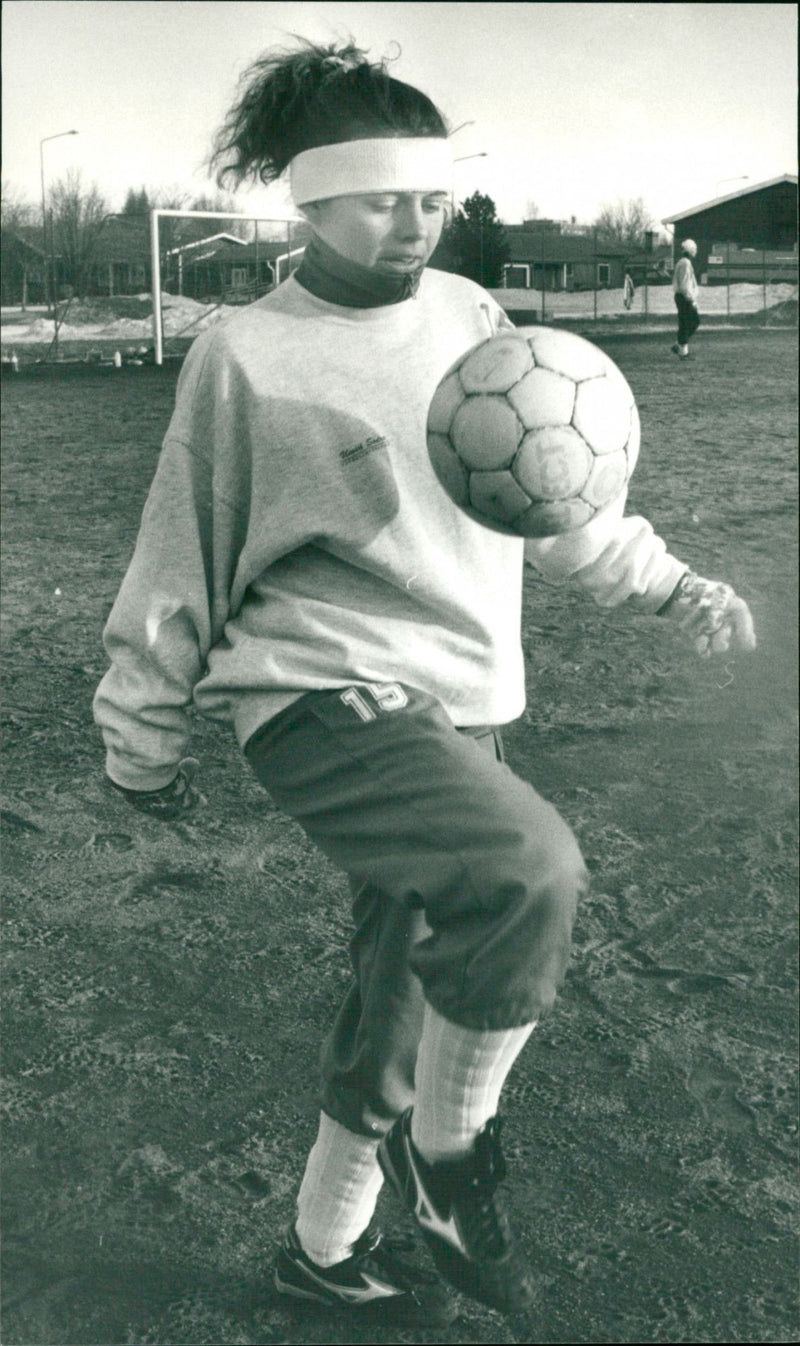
[0,294,240,344]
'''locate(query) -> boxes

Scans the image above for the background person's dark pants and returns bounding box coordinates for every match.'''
[245,683,587,1137]
[675,293,700,345]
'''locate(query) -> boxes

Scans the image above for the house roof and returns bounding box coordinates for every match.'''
[662,174,798,224]
[211,237,309,263]
[623,243,673,265]
[168,223,311,261]
[90,219,150,262]
[2,218,311,273]
[9,219,151,262]
[504,227,628,263]
[167,232,247,257]
[2,228,47,258]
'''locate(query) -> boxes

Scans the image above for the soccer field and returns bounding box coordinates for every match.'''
[2,329,798,1345]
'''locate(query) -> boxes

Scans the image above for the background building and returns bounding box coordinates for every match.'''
[1,218,311,307]
[1,230,48,306]
[163,233,306,303]
[663,175,798,283]
[501,222,629,292]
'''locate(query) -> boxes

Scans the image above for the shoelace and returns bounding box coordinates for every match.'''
[474,1116,508,1184]
[455,1117,512,1260]
[356,1230,438,1290]
[461,1176,512,1259]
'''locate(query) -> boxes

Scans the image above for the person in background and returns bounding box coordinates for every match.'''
[94,39,756,1328]
[623,270,636,310]
[672,238,700,357]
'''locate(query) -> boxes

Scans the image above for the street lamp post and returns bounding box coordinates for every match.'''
[40,130,79,322]
[450,152,488,216]
[450,153,490,285]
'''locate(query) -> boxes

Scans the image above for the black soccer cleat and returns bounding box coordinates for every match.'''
[274,1223,458,1326]
[378,1109,536,1315]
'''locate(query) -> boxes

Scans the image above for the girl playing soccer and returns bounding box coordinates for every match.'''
[94,39,756,1325]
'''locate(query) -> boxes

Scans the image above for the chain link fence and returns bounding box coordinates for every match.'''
[491,242,797,328]
[3,231,796,370]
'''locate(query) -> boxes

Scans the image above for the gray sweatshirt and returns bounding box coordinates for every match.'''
[673,256,699,302]
[94,269,685,790]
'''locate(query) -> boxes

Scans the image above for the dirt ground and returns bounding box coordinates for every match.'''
[2,328,798,1345]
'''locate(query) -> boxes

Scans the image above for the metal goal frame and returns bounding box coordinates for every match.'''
[149,209,305,364]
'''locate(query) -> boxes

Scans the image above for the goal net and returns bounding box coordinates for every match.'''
[150,209,307,364]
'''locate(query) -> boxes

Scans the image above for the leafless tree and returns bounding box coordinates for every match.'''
[593,196,655,250]
[1,180,37,233]
[48,169,109,296]
[189,191,251,240]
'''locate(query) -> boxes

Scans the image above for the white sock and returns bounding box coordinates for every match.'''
[679,344,689,355]
[294,1112,384,1267]
[411,1002,536,1163]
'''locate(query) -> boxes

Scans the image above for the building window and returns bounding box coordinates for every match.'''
[231,267,248,288]
[503,264,530,288]
[597,263,610,286]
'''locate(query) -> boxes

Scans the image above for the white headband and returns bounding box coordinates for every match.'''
[289,137,453,205]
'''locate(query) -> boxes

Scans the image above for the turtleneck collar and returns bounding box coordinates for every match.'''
[294,233,424,308]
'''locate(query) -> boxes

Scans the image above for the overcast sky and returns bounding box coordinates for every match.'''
[2,1,796,228]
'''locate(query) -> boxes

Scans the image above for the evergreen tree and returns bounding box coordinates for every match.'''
[121,186,150,216]
[436,191,510,287]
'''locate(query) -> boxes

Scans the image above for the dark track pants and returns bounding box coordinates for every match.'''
[675,293,700,345]
[245,682,587,1136]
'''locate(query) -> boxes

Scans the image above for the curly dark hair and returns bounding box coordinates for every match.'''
[211,37,450,188]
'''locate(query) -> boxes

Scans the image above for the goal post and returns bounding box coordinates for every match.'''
[149,209,306,365]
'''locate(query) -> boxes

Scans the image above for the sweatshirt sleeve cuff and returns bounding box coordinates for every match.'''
[628,556,690,613]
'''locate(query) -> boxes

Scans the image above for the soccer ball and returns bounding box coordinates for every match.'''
[427,327,640,537]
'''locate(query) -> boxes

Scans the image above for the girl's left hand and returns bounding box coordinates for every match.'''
[659,571,757,657]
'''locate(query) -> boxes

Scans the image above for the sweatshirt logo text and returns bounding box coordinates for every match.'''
[339,435,389,466]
